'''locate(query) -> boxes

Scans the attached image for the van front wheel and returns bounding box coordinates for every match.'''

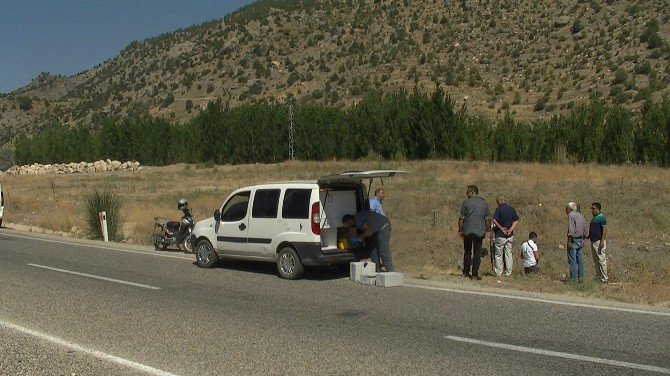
[196,239,218,268]
[277,247,304,279]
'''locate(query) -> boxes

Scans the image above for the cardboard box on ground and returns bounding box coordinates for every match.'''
[350,262,403,287]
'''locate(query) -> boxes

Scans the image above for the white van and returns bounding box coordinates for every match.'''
[192,170,406,279]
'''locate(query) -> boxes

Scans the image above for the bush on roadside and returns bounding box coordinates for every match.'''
[85,190,122,241]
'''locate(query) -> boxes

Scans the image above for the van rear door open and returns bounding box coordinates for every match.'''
[318,170,408,198]
[317,170,408,251]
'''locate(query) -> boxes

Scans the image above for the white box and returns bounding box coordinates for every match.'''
[361,275,377,286]
[350,262,376,282]
[376,272,403,287]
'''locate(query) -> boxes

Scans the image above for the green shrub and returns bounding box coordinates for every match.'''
[85,190,122,241]
[571,20,583,34]
[17,96,33,111]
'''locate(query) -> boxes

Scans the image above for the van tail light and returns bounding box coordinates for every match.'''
[311,202,321,235]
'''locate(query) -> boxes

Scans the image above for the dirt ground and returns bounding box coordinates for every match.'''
[1,160,668,305]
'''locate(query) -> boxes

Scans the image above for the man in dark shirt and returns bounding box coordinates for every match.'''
[342,211,393,272]
[492,195,519,277]
[458,185,491,280]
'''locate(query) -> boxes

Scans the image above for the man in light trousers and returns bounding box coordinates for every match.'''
[589,202,608,283]
[492,195,519,277]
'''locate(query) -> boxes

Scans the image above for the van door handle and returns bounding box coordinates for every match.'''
[239,223,246,231]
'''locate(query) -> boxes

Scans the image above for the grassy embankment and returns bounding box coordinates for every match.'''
[2,160,669,305]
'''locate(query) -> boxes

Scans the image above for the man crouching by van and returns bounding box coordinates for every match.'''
[342,212,393,272]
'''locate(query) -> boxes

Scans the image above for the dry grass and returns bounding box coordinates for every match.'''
[2,160,669,305]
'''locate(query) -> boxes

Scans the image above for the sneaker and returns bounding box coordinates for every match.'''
[504,273,512,277]
[474,275,482,280]
[463,273,472,278]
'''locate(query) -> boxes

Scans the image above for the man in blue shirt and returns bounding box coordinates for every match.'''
[369,188,385,216]
[589,202,608,283]
[492,195,519,277]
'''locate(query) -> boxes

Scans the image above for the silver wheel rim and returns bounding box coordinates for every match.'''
[279,252,295,276]
[184,237,194,253]
[198,243,211,264]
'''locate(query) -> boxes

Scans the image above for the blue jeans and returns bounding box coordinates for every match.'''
[567,238,585,281]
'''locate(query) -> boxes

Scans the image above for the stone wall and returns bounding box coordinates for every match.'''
[3,160,141,175]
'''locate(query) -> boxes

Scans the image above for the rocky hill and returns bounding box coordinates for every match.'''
[1,0,668,148]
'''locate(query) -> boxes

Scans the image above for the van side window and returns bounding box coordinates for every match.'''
[252,189,280,218]
[282,189,311,219]
[221,191,251,222]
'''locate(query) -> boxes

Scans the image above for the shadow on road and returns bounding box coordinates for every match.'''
[190,259,349,281]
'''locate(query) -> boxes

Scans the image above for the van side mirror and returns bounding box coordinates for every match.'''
[214,209,221,222]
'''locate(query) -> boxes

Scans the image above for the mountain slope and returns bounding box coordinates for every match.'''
[1,0,668,147]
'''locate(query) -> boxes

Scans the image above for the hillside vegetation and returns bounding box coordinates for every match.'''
[0,0,669,149]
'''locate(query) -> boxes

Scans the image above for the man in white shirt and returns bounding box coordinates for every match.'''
[520,232,540,274]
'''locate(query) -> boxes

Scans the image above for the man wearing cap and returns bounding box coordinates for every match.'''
[565,202,587,282]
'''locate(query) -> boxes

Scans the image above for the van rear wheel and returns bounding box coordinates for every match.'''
[277,247,303,279]
[196,239,218,268]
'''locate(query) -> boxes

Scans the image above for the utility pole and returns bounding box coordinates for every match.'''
[287,101,295,161]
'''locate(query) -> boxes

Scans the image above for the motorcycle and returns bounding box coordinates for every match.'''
[152,199,195,253]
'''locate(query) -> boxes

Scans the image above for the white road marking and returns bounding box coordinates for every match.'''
[0,320,179,376]
[445,335,670,374]
[28,263,160,290]
[1,232,193,260]
[405,284,670,317]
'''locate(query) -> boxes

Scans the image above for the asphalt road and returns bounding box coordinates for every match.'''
[1,229,669,375]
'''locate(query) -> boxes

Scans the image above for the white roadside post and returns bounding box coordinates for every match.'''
[99,211,109,242]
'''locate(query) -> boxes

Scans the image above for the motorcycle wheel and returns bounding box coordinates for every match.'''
[183,235,194,254]
[155,239,168,251]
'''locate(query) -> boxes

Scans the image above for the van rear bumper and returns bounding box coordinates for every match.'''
[293,242,357,266]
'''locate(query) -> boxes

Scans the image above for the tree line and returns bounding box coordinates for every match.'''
[13,88,670,167]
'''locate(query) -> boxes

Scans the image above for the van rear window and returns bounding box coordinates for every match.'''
[282,189,311,219]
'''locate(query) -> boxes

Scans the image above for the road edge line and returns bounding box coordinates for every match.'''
[444,335,670,374]
[1,231,193,260]
[405,283,670,317]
